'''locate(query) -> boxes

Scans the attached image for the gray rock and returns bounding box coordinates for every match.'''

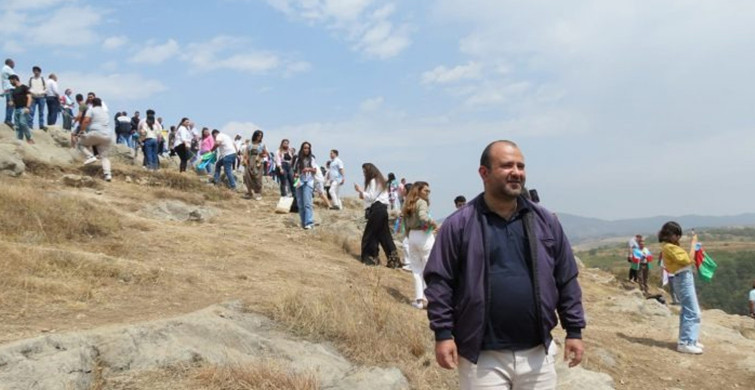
[61,174,98,188]
[556,362,615,389]
[0,302,408,390]
[0,143,25,177]
[141,200,216,222]
[47,127,72,148]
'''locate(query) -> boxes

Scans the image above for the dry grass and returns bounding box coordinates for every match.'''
[0,183,121,244]
[194,361,318,390]
[0,243,163,308]
[267,269,453,390]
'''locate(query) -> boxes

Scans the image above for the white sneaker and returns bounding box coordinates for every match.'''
[83,156,98,165]
[695,342,704,349]
[104,174,112,182]
[677,344,703,355]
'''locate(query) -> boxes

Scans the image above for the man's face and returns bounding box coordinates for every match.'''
[455,201,466,209]
[479,143,526,200]
[10,78,18,87]
[330,151,336,159]
[33,69,40,76]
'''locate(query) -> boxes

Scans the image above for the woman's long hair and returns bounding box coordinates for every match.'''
[252,130,263,143]
[176,117,189,130]
[402,181,429,217]
[362,163,386,190]
[658,221,683,244]
[295,141,313,173]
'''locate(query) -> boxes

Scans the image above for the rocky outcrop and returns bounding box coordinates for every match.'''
[0,301,409,390]
[0,143,25,177]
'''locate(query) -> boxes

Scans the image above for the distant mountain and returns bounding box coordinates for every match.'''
[557,212,755,243]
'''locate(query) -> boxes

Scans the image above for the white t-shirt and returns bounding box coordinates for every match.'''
[214,133,237,159]
[84,106,110,136]
[749,289,755,303]
[1,65,14,91]
[329,157,344,182]
[173,125,193,148]
[363,179,389,208]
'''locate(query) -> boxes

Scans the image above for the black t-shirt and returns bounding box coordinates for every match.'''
[11,85,30,109]
[481,201,540,351]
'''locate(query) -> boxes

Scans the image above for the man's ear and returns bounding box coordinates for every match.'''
[478,166,488,181]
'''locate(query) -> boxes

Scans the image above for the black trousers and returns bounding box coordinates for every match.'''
[361,202,396,264]
[174,143,190,172]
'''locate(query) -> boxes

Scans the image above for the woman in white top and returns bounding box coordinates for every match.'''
[354,163,400,267]
[173,117,193,172]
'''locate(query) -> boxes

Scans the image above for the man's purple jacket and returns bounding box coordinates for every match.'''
[424,194,586,364]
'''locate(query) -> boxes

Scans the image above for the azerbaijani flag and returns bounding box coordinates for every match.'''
[694,243,718,282]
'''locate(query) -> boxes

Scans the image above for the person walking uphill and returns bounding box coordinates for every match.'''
[211,129,238,190]
[424,140,585,390]
[355,163,401,267]
[658,221,704,355]
[78,98,113,182]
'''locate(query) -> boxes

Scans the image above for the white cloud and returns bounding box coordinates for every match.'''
[131,39,181,65]
[265,0,412,59]
[285,61,312,76]
[424,0,755,218]
[359,96,384,112]
[103,36,128,50]
[59,72,167,101]
[2,0,64,11]
[183,36,308,76]
[421,62,482,84]
[25,6,102,46]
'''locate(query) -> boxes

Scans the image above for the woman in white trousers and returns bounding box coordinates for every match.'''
[401,181,437,309]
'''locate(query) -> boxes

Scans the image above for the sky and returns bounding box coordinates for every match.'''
[3,0,755,220]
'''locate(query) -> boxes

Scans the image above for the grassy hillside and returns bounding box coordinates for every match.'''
[576,229,755,315]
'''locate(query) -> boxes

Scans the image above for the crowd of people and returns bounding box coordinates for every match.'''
[9,55,737,387]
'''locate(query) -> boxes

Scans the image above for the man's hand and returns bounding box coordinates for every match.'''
[564,338,584,368]
[435,339,458,369]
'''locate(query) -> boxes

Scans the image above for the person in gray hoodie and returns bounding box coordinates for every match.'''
[424,140,585,389]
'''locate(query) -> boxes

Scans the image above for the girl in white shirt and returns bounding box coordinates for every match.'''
[354,163,400,267]
[173,117,193,172]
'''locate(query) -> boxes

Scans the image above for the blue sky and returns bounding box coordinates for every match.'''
[4,0,755,220]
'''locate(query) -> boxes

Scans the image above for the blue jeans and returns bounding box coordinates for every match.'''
[29,96,45,128]
[143,138,159,170]
[13,108,31,140]
[296,183,314,228]
[214,153,237,189]
[117,133,134,148]
[672,269,701,346]
[4,92,12,123]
